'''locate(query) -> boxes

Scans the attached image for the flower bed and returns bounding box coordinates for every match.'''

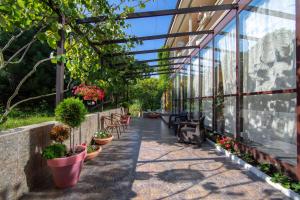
[207,136,300,200]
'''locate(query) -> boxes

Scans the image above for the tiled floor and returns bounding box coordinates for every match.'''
[21,118,288,200]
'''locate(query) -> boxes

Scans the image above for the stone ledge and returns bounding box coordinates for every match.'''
[0,121,56,136]
[0,108,122,199]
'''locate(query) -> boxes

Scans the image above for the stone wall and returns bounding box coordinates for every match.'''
[0,108,122,200]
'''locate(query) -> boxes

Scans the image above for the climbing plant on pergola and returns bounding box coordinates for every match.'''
[0,0,239,124]
[0,0,152,124]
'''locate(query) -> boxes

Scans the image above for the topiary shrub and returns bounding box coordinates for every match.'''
[54,97,87,153]
[42,143,67,159]
[55,97,87,128]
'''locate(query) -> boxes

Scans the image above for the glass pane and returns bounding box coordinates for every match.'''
[214,19,237,136]
[191,99,200,120]
[216,97,236,136]
[175,74,181,113]
[176,73,180,100]
[185,99,190,113]
[172,78,175,101]
[242,93,296,165]
[240,0,296,93]
[202,99,213,128]
[200,42,213,97]
[179,65,188,112]
[240,0,296,165]
[186,63,191,99]
[191,56,200,98]
[215,19,237,95]
[224,97,236,136]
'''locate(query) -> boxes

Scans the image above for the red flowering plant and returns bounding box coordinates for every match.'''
[72,84,105,104]
[216,135,236,152]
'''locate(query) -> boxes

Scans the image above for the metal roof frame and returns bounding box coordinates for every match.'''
[113,55,190,66]
[119,62,185,70]
[95,30,213,45]
[106,45,198,56]
[76,4,238,24]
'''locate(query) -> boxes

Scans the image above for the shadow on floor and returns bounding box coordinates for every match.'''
[20,125,142,200]
[20,118,288,200]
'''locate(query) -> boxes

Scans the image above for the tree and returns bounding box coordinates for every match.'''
[157,47,172,111]
[130,78,164,111]
[0,30,55,107]
[158,47,171,91]
[0,0,153,124]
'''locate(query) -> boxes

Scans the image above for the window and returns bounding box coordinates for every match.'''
[200,42,213,127]
[191,56,200,98]
[214,19,237,136]
[191,55,200,119]
[184,63,191,113]
[240,0,296,165]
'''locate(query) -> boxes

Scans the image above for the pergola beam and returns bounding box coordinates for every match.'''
[106,45,198,56]
[126,71,188,78]
[76,4,238,24]
[113,55,189,66]
[96,30,213,45]
[136,55,189,63]
[125,72,175,78]
[125,68,188,76]
[119,62,185,70]
[126,67,181,75]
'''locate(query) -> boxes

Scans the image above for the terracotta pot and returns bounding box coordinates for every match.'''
[93,135,113,145]
[85,146,102,161]
[47,145,86,188]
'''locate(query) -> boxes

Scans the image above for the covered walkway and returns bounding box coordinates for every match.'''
[22,119,287,200]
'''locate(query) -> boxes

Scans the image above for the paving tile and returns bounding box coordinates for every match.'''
[21,118,289,200]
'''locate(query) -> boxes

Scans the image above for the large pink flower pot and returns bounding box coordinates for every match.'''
[47,145,87,188]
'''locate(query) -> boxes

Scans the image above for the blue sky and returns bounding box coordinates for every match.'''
[109,0,178,64]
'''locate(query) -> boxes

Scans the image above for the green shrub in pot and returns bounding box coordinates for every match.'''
[55,97,87,152]
[41,98,88,188]
[55,97,87,128]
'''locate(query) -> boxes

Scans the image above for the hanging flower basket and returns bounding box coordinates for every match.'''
[72,84,105,107]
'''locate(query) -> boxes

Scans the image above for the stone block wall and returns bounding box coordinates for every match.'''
[0,108,122,200]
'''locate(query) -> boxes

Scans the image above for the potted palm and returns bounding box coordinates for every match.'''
[42,97,87,188]
[93,130,113,145]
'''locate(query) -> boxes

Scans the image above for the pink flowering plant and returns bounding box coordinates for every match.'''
[216,135,236,152]
[72,84,105,102]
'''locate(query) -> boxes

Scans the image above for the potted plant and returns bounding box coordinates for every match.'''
[72,84,105,107]
[85,144,102,161]
[93,130,113,145]
[42,97,87,188]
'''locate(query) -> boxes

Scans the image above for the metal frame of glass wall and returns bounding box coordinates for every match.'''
[171,0,300,179]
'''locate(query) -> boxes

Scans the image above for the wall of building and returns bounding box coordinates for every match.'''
[0,108,122,200]
[169,0,297,176]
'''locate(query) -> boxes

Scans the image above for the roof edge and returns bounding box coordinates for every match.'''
[163,0,182,47]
